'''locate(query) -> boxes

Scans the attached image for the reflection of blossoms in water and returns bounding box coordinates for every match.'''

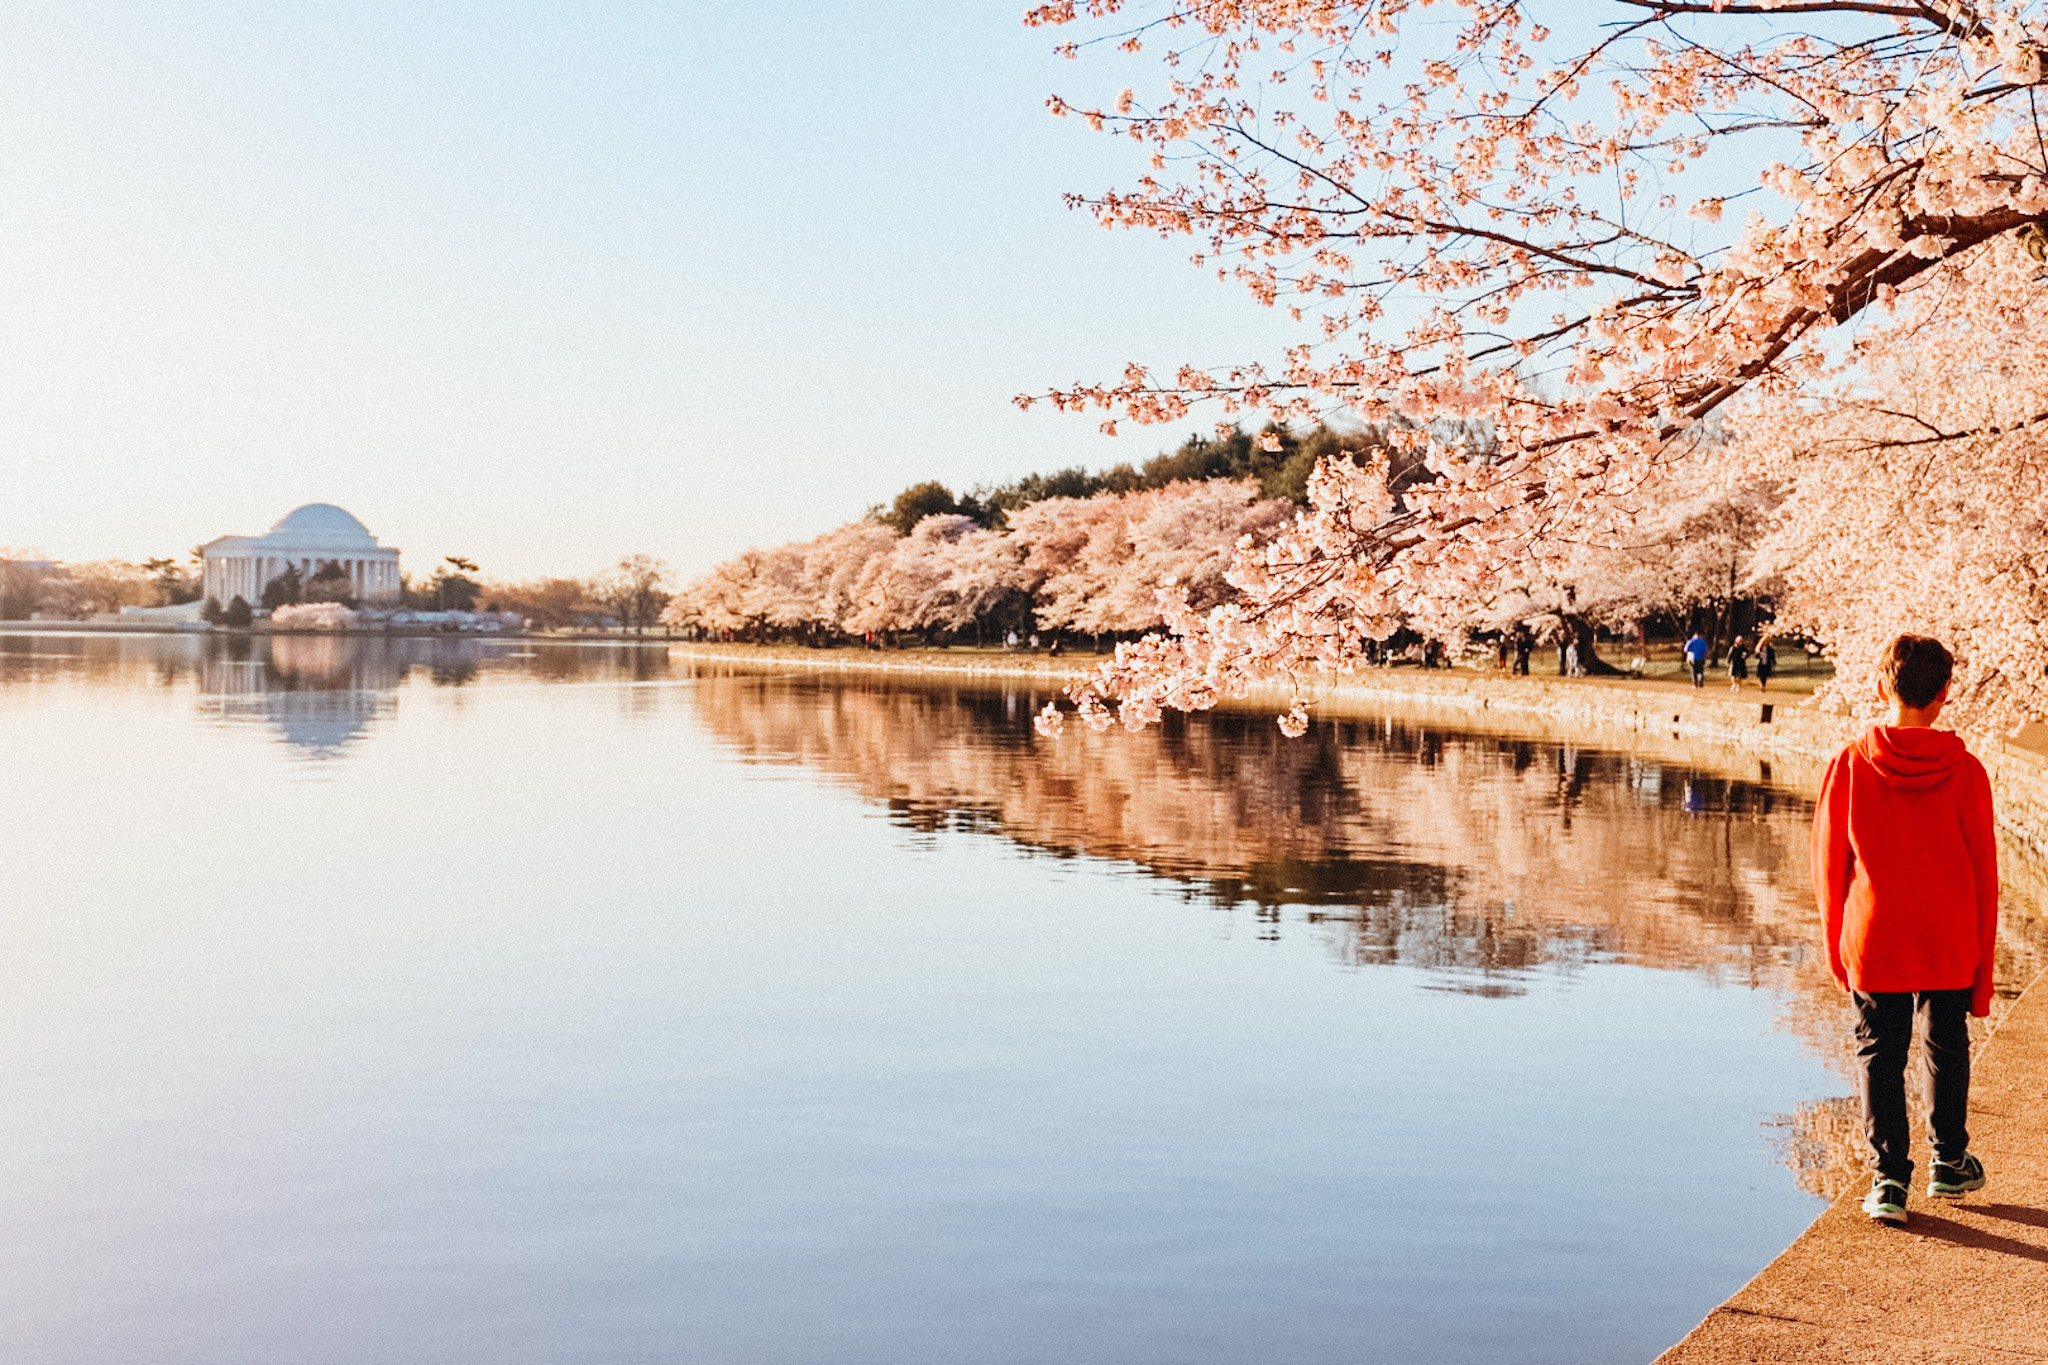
[689,674,1824,990]
[1773,1097,1874,1201]
[681,671,2048,1199]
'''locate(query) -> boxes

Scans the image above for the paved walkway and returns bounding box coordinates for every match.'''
[1655,970,2048,1363]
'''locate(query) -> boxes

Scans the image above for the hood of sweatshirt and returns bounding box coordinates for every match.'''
[1856,725,1970,792]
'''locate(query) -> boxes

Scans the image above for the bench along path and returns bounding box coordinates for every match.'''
[1655,970,2048,1364]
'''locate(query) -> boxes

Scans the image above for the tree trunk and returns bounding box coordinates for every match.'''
[1561,614,1624,676]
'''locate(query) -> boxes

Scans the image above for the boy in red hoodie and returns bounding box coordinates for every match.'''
[1811,634,1999,1225]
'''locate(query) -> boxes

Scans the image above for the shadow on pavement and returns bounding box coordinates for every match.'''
[1906,1211,2048,1263]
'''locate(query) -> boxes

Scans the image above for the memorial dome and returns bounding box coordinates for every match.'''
[265,504,377,549]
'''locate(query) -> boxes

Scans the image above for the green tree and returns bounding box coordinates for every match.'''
[430,557,481,611]
[140,557,188,606]
[969,467,1115,525]
[261,565,303,610]
[305,560,355,605]
[881,481,962,535]
[201,596,224,625]
[223,595,253,628]
[948,421,1432,521]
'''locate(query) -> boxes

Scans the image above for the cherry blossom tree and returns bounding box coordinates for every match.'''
[1011,478,1294,633]
[667,549,773,637]
[731,542,814,634]
[1619,452,1785,644]
[665,522,901,639]
[1743,233,2048,726]
[796,521,899,633]
[1022,0,2048,732]
[846,514,1030,637]
[0,549,51,620]
[1007,490,1137,634]
[1435,443,1783,673]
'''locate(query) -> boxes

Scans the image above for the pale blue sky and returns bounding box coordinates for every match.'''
[0,2,1301,578]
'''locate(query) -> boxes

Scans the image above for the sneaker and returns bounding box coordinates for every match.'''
[1929,1153,1987,1197]
[1862,1178,1909,1225]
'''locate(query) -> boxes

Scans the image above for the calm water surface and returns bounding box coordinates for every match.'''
[0,633,1950,1363]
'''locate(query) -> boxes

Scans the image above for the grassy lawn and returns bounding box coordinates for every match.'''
[1520,638,1835,696]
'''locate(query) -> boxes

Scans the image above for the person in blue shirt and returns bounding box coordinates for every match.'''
[1683,632,1710,688]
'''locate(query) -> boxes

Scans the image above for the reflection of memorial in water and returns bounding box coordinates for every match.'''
[191,635,681,755]
[2,632,681,761]
[200,633,407,755]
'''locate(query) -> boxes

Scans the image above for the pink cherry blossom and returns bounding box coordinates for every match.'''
[1019,0,2048,733]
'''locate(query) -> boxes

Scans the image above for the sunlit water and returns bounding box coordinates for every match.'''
[0,631,2003,1364]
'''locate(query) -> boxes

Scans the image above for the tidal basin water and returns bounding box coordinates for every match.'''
[0,633,1943,1363]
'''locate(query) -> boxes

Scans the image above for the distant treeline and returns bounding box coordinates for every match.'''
[2,547,680,634]
[873,421,1442,535]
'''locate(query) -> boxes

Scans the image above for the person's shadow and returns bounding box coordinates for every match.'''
[1903,1206,2048,1263]
[1971,1203,2048,1232]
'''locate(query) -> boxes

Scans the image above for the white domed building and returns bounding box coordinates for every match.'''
[200,504,401,607]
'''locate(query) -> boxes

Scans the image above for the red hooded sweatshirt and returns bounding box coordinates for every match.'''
[1811,726,1999,1016]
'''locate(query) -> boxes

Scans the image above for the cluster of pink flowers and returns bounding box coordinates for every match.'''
[1740,235,2048,731]
[1016,0,2048,737]
[665,479,1293,640]
[268,602,360,631]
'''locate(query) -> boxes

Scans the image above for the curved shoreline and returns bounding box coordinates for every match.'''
[669,642,2048,1363]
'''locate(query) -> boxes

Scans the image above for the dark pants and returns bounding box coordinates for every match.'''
[1688,660,1704,686]
[1853,988,1973,1184]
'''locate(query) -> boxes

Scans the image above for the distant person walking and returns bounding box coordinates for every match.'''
[1812,634,1997,1226]
[1683,632,1709,688]
[1728,635,1751,691]
[1512,626,1532,676]
[1757,639,1778,691]
[1564,640,1582,677]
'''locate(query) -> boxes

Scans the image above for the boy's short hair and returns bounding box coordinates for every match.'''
[1879,634,1954,710]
